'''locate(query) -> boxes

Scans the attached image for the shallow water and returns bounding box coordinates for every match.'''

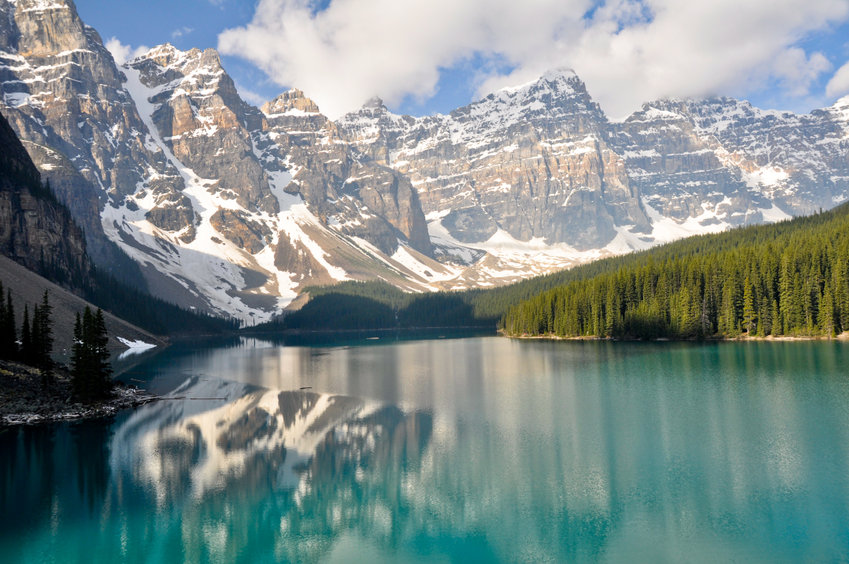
[2,336,849,562]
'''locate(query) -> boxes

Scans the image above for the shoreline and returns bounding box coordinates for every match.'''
[501,330,849,342]
[0,360,159,426]
[241,325,496,337]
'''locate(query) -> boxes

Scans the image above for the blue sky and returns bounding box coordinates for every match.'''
[75,0,849,119]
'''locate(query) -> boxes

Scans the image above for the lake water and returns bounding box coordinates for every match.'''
[2,336,849,562]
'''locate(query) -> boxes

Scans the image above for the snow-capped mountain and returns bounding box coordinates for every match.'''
[339,72,849,258]
[2,0,848,322]
[613,97,849,231]
[339,69,650,251]
[0,0,453,322]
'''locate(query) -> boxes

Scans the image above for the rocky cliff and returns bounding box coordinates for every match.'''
[0,108,88,286]
[339,70,651,252]
[613,97,849,227]
[0,0,178,285]
[339,72,849,269]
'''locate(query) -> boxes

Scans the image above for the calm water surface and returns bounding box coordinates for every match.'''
[2,336,849,562]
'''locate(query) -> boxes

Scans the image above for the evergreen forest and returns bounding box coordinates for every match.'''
[502,203,849,339]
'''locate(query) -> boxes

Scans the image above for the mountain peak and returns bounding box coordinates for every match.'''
[452,66,599,127]
[133,43,222,70]
[15,0,74,12]
[362,96,387,111]
[491,67,579,97]
[11,0,88,57]
[262,88,321,116]
[134,42,185,67]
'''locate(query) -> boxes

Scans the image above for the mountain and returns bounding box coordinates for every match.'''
[0,0,166,286]
[339,72,849,264]
[1,1,456,323]
[1,96,236,341]
[2,0,848,324]
[339,70,650,251]
[613,97,849,228]
[0,108,165,357]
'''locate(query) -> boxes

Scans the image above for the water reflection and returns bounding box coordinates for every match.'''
[2,339,849,562]
[0,376,433,562]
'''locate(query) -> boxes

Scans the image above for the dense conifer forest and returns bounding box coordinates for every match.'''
[502,203,849,339]
[264,281,499,331]
[84,270,239,335]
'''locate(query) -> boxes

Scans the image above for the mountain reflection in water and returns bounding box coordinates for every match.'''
[0,378,432,563]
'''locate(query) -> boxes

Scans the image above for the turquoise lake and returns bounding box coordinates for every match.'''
[2,336,849,562]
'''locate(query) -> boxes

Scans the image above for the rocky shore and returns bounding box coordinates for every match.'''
[0,360,157,425]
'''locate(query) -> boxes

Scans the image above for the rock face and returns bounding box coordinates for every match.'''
[3,0,849,322]
[612,98,849,226]
[338,70,650,252]
[258,88,432,256]
[0,0,182,286]
[0,109,88,286]
[339,72,849,269]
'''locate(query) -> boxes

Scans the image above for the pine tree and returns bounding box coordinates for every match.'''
[20,305,31,365]
[71,307,113,401]
[37,291,54,386]
[742,276,757,335]
[819,284,836,337]
[92,308,112,394]
[0,285,16,361]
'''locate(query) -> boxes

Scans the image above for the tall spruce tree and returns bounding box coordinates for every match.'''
[71,307,113,401]
[20,305,31,364]
[0,285,16,361]
[37,290,53,380]
[91,308,112,395]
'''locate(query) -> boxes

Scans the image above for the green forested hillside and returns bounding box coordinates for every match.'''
[503,204,849,339]
[265,281,496,331]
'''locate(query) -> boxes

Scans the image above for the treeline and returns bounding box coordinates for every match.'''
[0,285,55,385]
[502,204,849,339]
[0,282,113,400]
[84,270,239,335]
[255,281,499,331]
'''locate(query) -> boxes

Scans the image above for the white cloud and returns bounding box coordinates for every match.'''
[218,0,849,119]
[826,60,849,98]
[171,26,194,40]
[771,48,831,98]
[234,81,268,106]
[105,37,150,66]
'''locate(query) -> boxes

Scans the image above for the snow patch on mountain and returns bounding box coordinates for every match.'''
[641,198,731,243]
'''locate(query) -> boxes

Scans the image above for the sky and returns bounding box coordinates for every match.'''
[74,0,849,120]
